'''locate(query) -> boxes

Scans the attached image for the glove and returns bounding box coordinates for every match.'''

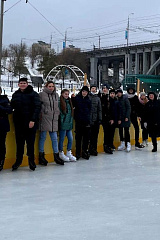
[144,122,147,128]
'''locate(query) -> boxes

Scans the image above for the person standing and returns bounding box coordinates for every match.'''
[58,89,76,162]
[98,84,113,154]
[144,92,160,152]
[11,78,41,171]
[0,87,12,171]
[127,87,144,149]
[109,88,121,150]
[117,89,131,152]
[139,92,149,146]
[88,85,102,156]
[38,81,64,165]
[72,86,91,160]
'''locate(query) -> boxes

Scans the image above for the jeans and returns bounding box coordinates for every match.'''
[39,131,58,153]
[59,130,73,151]
[119,127,130,145]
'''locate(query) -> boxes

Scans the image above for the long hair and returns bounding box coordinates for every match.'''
[60,89,74,116]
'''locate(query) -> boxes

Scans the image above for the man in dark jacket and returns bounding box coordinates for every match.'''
[127,87,144,149]
[72,86,91,160]
[88,85,102,156]
[0,87,12,171]
[11,78,41,171]
[98,84,113,154]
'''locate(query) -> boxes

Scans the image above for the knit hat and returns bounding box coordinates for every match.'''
[81,86,89,93]
[102,84,109,89]
[109,88,115,94]
[139,92,146,97]
[127,87,135,94]
[116,89,123,93]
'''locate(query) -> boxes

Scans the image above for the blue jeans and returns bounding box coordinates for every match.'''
[39,131,58,153]
[59,130,73,151]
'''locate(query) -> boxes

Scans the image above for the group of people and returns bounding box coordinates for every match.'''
[0,77,160,171]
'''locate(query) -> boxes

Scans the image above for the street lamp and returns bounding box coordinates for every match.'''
[125,13,134,75]
[64,27,72,49]
[0,0,6,83]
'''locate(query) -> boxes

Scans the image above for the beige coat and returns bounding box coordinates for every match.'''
[39,87,60,132]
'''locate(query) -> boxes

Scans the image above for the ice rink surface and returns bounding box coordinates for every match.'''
[0,143,160,240]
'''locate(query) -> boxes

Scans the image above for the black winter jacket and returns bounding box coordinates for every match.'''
[72,93,91,126]
[127,94,141,117]
[88,93,102,125]
[109,97,121,126]
[0,95,12,132]
[98,93,112,123]
[144,98,160,137]
[118,94,131,128]
[11,85,41,128]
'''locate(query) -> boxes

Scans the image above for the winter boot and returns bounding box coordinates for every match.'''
[66,150,77,161]
[89,148,98,156]
[39,152,48,166]
[135,142,144,150]
[143,139,148,147]
[82,150,90,160]
[59,151,70,162]
[54,153,64,165]
[12,159,22,171]
[104,145,113,154]
[152,144,157,152]
[0,160,4,171]
[118,141,125,151]
[28,157,36,171]
[126,142,131,152]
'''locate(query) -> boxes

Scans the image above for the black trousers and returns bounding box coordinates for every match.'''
[15,126,36,164]
[0,131,7,160]
[75,123,90,156]
[131,115,139,144]
[119,127,130,145]
[89,122,100,151]
[102,122,114,147]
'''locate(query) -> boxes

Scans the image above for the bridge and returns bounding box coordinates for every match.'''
[86,40,160,88]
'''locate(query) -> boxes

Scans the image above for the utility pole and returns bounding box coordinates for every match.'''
[0,0,6,83]
[125,13,134,75]
[99,36,101,49]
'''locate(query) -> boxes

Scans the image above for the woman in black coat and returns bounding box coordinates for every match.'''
[144,92,160,152]
[0,87,12,171]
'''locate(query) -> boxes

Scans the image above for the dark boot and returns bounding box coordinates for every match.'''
[39,152,48,166]
[0,160,4,171]
[82,150,90,160]
[54,153,64,165]
[104,145,113,154]
[12,159,22,171]
[152,144,157,152]
[28,157,36,171]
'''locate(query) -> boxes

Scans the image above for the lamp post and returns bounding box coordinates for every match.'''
[64,27,72,49]
[126,13,134,75]
[98,64,102,90]
[0,0,6,83]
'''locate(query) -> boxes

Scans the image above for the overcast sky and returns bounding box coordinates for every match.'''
[3,0,160,51]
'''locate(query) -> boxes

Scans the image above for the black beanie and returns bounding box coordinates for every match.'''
[81,86,89,92]
[102,84,109,89]
[109,89,115,94]
[116,89,123,93]
[90,85,97,90]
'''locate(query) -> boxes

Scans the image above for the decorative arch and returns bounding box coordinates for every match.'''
[45,65,86,84]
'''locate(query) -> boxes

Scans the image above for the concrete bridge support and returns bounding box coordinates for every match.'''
[135,53,140,74]
[113,61,120,84]
[102,59,109,84]
[90,57,98,83]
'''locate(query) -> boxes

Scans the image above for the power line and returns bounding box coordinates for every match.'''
[27,1,64,38]
[3,0,22,14]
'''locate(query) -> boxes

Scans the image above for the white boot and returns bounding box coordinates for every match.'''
[59,151,70,162]
[66,150,77,162]
[126,142,131,152]
[118,141,125,151]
